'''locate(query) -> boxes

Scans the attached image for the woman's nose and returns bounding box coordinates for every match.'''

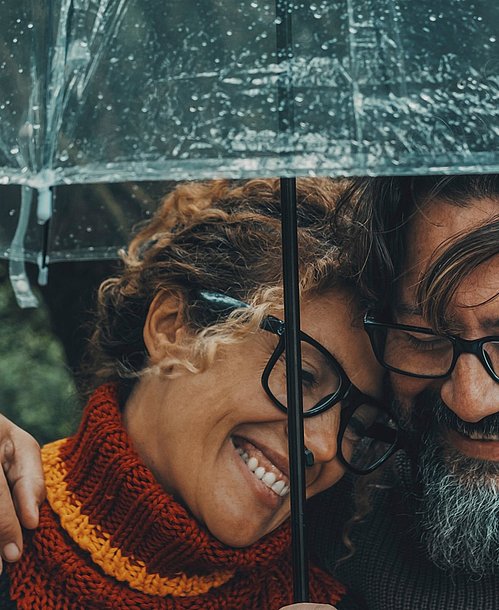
[440,353,499,423]
[302,409,339,464]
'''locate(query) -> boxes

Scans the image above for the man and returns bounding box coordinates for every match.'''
[305,174,499,609]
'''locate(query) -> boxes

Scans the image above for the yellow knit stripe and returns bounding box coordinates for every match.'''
[42,439,235,597]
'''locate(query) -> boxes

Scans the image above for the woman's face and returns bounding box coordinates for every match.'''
[124,288,382,547]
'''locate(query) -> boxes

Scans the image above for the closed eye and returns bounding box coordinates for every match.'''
[405,333,449,351]
[301,369,318,389]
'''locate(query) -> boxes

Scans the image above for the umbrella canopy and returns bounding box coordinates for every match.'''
[1,0,497,187]
[0,0,497,281]
[1,0,498,281]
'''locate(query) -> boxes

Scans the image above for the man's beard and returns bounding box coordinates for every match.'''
[393,388,499,576]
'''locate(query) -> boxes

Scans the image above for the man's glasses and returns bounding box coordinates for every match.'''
[364,313,499,383]
[197,291,401,474]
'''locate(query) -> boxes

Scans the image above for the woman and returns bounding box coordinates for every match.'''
[0,178,396,609]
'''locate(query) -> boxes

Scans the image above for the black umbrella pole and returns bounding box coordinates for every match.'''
[280,176,309,601]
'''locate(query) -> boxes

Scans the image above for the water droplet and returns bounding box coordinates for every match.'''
[106,105,112,111]
[226,30,233,36]
[490,36,497,43]
[10,146,19,155]
[27,23,33,29]
[429,14,437,22]
[59,151,69,161]
[9,209,15,216]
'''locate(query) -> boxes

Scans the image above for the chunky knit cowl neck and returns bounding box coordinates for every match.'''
[7,384,347,610]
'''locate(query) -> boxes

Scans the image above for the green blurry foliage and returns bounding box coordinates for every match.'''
[0,264,78,445]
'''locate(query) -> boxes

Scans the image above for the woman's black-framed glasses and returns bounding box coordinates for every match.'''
[364,313,499,383]
[197,291,402,474]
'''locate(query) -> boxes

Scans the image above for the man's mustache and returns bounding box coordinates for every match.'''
[412,389,499,438]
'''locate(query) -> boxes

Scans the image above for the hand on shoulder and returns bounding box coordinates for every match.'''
[0,414,45,571]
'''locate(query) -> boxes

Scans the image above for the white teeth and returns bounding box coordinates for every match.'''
[467,431,499,441]
[235,444,289,497]
[247,457,258,472]
[262,472,277,486]
[254,466,266,479]
[271,480,286,494]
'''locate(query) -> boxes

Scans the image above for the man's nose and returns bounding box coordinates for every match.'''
[440,353,499,422]
[302,409,339,464]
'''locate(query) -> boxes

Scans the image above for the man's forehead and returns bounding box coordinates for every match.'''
[395,292,499,333]
[405,197,498,268]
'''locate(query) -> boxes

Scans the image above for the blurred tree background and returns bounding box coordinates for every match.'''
[0,258,116,445]
[0,261,79,444]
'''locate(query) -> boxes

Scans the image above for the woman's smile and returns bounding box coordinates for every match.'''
[232,435,290,506]
[125,288,382,547]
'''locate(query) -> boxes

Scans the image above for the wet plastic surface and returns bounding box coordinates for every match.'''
[1,0,497,190]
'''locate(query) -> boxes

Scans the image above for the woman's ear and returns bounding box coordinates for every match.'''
[143,291,187,364]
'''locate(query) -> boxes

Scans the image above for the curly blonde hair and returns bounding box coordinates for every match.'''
[86,177,352,401]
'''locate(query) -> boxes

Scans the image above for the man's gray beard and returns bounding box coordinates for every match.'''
[394,390,499,576]
[418,431,499,576]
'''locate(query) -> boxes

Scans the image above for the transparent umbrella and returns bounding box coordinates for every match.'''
[0,0,498,600]
[1,0,497,290]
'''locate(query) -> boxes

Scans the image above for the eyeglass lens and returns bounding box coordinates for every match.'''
[382,328,454,376]
[484,341,499,375]
[381,328,499,377]
[267,339,341,412]
[341,403,398,472]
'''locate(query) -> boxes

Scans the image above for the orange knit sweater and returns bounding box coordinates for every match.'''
[7,384,348,609]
